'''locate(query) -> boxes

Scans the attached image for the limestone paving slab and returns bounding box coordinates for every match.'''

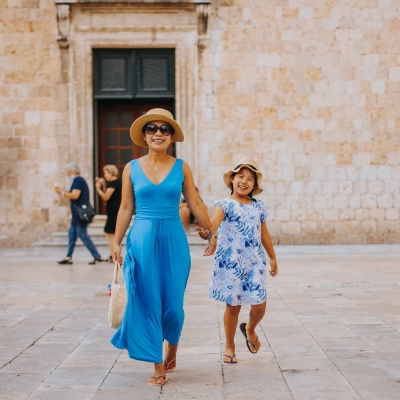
[0,245,400,399]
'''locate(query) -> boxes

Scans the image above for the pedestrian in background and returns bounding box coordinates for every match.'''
[111,109,217,387]
[54,163,104,265]
[179,187,202,233]
[198,158,278,364]
[95,165,122,262]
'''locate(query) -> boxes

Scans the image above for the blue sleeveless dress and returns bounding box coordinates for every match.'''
[110,158,191,364]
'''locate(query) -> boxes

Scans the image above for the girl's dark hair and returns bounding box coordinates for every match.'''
[230,168,257,198]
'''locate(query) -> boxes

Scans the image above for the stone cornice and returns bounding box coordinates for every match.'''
[54,0,211,48]
[55,0,210,4]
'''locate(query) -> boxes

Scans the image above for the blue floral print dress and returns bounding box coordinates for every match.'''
[209,198,268,306]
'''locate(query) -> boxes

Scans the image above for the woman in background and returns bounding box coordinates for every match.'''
[95,165,122,262]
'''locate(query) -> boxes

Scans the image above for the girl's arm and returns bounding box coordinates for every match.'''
[181,162,217,256]
[261,222,278,277]
[196,205,225,240]
[112,163,134,263]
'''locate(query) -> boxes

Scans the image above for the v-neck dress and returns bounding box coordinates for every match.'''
[110,158,190,364]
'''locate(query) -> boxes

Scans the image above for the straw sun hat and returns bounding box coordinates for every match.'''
[130,108,184,147]
[223,158,263,196]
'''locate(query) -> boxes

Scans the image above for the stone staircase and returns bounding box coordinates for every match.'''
[33,215,205,248]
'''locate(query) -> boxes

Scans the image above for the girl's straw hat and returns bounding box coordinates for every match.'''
[130,108,184,147]
[223,158,263,195]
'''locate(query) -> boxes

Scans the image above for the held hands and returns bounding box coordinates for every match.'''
[196,226,209,240]
[196,226,217,256]
[270,258,278,277]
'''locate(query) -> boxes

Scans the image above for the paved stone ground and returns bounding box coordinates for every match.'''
[1,244,400,400]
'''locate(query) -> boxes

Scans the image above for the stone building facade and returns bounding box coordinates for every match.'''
[0,0,399,246]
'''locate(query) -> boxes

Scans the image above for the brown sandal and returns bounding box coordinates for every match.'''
[164,357,176,372]
[223,354,237,363]
[240,323,261,354]
[148,375,168,386]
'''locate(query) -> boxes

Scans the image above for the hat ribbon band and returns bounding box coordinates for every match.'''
[234,164,259,173]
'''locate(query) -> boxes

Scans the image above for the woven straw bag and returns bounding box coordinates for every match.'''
[108,261,127,329]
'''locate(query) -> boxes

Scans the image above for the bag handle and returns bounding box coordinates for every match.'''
[113,261,125,285]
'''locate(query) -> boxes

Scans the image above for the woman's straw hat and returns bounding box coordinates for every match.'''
[130,108,184,147]
[223,158,263,195]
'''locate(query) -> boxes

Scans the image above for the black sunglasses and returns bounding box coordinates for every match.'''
[142,123,174,136]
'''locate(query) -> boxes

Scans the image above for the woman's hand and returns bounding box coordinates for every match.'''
[95,177,106,192]
[203,237,217,256]
[196,226,209,240]
[113,244,123,264]
[270,258,278,277]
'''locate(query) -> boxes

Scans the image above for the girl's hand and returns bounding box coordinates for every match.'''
[270,258,278,277]
[203,237,217,256]
[196,226,209,240]
[113,244,123,264]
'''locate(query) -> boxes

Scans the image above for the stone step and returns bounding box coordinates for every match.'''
[33,226,205,247]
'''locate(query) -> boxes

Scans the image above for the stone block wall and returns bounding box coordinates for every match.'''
[0,0,71,246]
[0,0,399,246]
[197,0,400,244]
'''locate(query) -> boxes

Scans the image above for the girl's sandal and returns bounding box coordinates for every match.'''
[164,357,176,372]
[148,375,168,386]
[240,323,261,354]
[223,354,237,363]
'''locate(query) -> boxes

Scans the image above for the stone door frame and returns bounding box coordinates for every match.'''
[68,22,201,188]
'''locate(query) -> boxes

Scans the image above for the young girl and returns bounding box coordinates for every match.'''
[198,158,278,363]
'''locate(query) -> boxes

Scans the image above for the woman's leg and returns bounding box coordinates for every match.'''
[105,233,114,260]
[224,304,241,362]
[164,342,178,372]
[148,362,167,385]
[246,302,266,352]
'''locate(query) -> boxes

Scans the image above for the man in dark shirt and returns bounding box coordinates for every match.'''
[54,163,103,265]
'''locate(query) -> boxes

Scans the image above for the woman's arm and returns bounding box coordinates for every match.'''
[113,163,134,262]
[95,186,115,202]
[181,162,217,256]
[261,222,278,277]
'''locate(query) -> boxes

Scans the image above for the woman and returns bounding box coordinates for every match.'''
[111,108,217,386]
[95,165,122,262]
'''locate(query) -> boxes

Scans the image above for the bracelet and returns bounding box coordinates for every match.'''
[61,191,65,198]
[205,229,218,240]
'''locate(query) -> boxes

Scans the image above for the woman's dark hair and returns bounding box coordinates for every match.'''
[230,167,257,198]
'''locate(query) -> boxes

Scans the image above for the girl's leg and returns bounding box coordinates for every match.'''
[246,302,266,353]
[224,304,241,362]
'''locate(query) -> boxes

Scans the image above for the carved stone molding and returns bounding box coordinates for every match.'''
[56,4,70,49]
[197,3,210,37]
